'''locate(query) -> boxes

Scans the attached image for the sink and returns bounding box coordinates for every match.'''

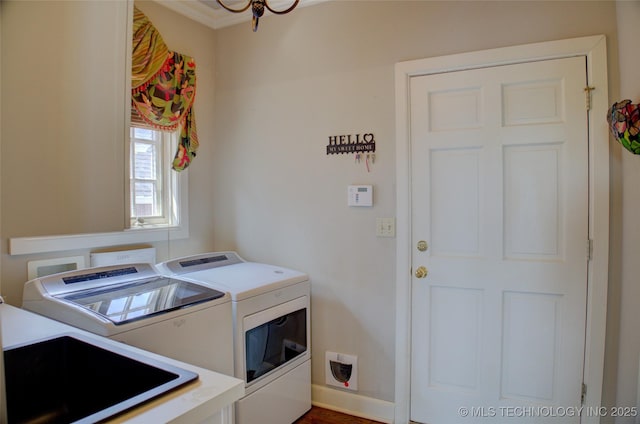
[4,332,198,424]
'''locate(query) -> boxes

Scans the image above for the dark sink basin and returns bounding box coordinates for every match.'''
[4,332,198,424]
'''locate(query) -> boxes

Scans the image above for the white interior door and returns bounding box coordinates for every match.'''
[410,56,589,423]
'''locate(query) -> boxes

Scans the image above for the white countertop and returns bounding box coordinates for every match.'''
[0,303,244,423]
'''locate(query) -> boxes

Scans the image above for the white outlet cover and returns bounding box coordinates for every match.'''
[325,351,358,391]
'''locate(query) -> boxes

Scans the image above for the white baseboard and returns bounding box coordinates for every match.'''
[311,384,395,423]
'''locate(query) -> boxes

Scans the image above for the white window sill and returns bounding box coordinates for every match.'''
[9,225,188,256]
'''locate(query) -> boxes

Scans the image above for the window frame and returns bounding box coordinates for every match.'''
[130,128,167,227]
[127,126,188,232]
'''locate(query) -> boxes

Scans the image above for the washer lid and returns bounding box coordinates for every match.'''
[58,277,225,325]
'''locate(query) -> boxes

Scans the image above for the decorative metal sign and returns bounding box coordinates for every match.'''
[326,133,376,155]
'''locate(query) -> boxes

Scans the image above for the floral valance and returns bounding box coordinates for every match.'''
[608,100,640,155]
[131,7,198,171]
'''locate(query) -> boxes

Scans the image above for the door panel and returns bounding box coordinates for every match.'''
[410,56,588,423]
[503,143,562,259]
[430,148,482,256]
[429,285,483,390]
[501,291,562,402]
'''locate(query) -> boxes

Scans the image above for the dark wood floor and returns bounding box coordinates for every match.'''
[294,407,385,424]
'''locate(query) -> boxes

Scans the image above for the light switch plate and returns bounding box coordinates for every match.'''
[376,218,395,237]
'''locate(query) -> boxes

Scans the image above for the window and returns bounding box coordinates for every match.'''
[129,127,186,229]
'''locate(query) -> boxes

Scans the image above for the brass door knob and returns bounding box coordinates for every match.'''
[415,266,428,279]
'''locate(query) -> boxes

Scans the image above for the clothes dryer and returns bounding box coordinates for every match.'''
[157,252,311,424]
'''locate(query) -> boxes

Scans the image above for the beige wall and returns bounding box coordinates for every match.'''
[0,1,218,305]
[3,0,640,417]
[1,1,128,238]
[608,1,640,421]
[212,0,620,406]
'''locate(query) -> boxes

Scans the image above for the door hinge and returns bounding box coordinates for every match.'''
[587,239,593,261]
[584,86,596,111]
[581,382,587,404]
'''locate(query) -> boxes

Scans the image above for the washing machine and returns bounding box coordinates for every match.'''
[157,251,311,424]
[21,263,234,376]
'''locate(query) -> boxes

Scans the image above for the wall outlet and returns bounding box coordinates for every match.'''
[325,351,358,391]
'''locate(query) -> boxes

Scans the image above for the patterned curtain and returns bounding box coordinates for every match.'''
[131,6,198,171]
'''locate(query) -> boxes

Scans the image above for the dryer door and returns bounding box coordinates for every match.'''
[243,296,308,384]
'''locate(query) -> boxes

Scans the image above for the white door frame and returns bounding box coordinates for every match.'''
[394,35,609,424]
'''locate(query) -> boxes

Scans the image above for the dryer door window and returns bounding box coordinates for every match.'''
[245,305,307,384]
